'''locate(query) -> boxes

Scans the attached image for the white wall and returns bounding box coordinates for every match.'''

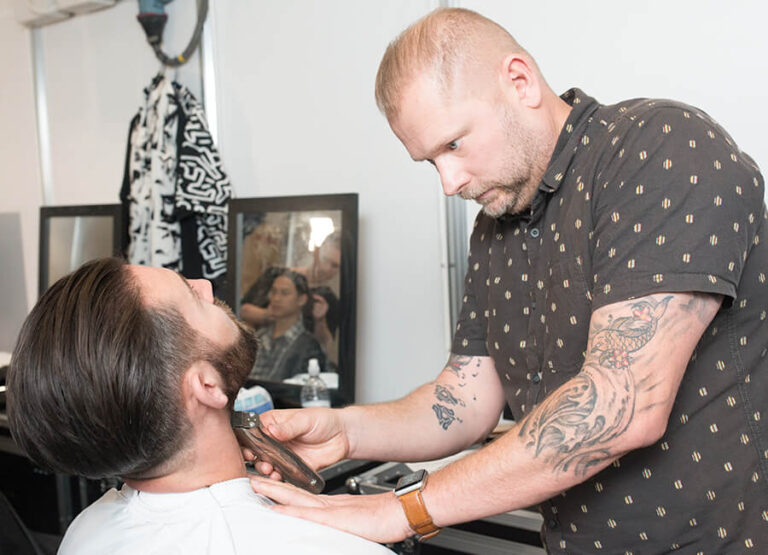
[0,1,42,311]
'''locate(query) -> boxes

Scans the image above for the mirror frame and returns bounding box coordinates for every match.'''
[38,204,123,297]
[224,194,358,407]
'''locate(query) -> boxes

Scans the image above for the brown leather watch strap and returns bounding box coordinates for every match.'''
[398,489,441,541]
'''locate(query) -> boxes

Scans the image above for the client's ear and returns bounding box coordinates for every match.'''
[183,361,229,410]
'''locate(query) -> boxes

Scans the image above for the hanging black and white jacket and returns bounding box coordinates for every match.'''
[120,75,232,284]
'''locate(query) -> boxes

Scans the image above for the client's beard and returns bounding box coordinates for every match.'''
[202,299,259,404]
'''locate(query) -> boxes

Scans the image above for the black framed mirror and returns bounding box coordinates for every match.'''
[225,194,358,407]
[39,204,123,296]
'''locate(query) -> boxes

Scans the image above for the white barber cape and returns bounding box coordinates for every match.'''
[58,477,394,554]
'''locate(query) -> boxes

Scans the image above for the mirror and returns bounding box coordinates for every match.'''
[225,194,358,407]
[0,213,28,353]
[39,205,123,296]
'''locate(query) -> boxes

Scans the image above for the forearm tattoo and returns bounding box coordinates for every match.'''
[435,384,466,407]
[432,404,462,430]
[518,295,673,476]
[432,354,477,430]
[445,354,474,378]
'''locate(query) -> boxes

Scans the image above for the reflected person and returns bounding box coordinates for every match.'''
[241,232,342,358]
[251,269,327,381]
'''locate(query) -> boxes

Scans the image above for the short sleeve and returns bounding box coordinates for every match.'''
[590,103,764,309]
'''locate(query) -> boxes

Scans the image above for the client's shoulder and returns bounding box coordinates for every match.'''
[58,486,134,554]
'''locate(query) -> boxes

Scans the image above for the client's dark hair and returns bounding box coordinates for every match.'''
[7,258,197,479]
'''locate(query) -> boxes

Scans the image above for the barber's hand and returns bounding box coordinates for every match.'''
[311,294,329,320]
[250,477,413,544]
[246,408,350,476]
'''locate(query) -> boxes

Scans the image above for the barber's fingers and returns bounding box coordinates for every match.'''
[257,409,299,439]
[253,462,282,482]
[253,460,271,474]
[261,410,316,443]
[250,478,406,544]
[250,477,325,507]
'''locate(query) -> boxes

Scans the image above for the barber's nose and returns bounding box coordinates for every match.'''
[189,279,214,303]
[436,159,470,197]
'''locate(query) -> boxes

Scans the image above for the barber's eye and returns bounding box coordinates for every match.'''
[447,139,461,150]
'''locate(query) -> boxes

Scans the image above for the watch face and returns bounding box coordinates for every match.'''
[396,469,426,491]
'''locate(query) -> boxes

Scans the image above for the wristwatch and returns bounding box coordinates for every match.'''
[394,469,441,541]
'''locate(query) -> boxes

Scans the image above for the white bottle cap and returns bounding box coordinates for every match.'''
[308,358,320,376]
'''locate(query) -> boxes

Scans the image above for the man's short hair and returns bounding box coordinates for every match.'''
[7,258,198,479]
[374,7,528,121]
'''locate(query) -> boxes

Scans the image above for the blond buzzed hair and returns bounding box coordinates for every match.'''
[375,8,530,120]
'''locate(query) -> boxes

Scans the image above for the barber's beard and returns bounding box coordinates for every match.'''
[465,181,527,219]
[466,109,549,218]
[203,300,259,404]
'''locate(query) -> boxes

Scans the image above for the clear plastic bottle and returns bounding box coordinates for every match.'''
[300,358,331,408]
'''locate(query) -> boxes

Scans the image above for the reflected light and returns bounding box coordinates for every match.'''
[308,217,334,251]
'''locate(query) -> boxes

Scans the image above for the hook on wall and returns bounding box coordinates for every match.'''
[137,0,209,68]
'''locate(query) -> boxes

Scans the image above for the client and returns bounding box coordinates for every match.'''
[6,258,390,554]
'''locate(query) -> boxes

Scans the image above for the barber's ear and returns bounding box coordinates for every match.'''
[499,54,542,108]
[183,362,229,410]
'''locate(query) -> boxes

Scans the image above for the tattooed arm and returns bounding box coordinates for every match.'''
[420,292,722,526]
[251,292,721,543]
[339,353,507,463]
[255,353,505,471]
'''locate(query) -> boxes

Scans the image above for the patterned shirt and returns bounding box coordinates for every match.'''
[453,89,767,552]
[251,319,326,382]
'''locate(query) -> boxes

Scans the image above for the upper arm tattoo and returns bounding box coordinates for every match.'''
[431,353,479,431]
[518,294,691,477]
[589,296,672,368]
[679,292,723,325]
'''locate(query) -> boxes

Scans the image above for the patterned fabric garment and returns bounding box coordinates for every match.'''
[125,75,182,271]
[122,76,231,281]
[251,320,326,382]
[174,82,232,280]
[453,89,767,552]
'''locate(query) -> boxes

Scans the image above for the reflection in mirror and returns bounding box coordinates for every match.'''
[48,216,113,285]
[225,195,358,407]
[39,205,123,295]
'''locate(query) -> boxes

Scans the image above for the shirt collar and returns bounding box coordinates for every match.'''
[281,319,306,343]
[258,319,305,350]
[539,88,601,194]
[495,88,600,223]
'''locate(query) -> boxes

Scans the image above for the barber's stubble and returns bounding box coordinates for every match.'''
[461,104,549,218]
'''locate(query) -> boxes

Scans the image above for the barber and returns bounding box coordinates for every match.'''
[249,8,767,552]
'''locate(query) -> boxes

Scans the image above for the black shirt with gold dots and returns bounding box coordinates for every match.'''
[453,89,767,552]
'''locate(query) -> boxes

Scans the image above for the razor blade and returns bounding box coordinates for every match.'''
[231,411,325,494]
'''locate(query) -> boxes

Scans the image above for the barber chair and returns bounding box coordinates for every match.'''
[0,490,59,555]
